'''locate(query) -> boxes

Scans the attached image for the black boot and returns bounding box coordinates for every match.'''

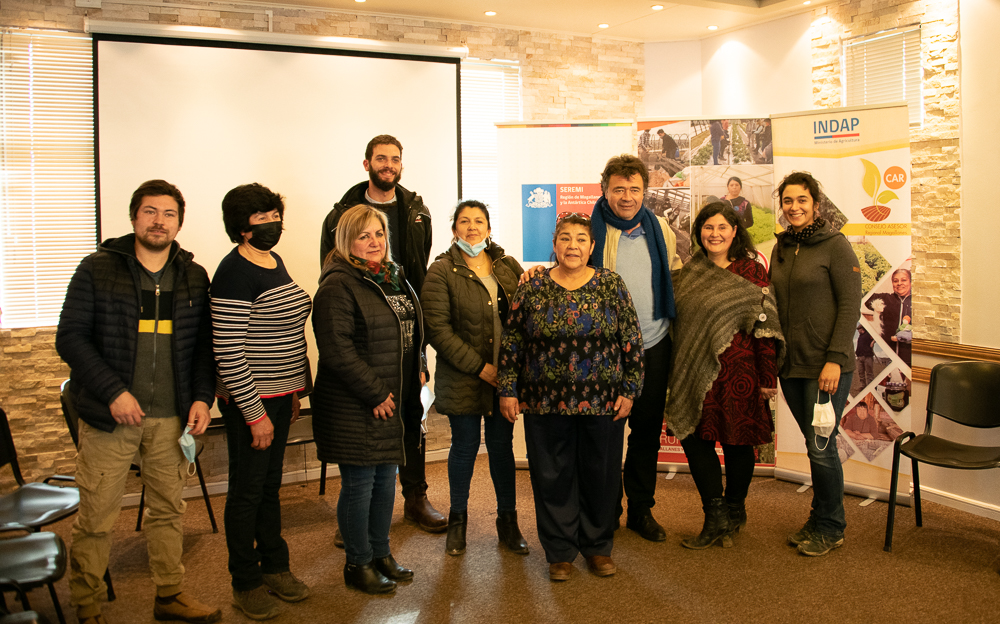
[727,501,747,534]
[445,511,467,556]
[681,498,731,550]
[496,510,529,555]
[373,554,413,582]
[344,562,396,594]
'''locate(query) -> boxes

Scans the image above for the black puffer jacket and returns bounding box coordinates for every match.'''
[55,235,214,432]
[318,182,432,293]
[422,242,522,416]
[311,256,425,466]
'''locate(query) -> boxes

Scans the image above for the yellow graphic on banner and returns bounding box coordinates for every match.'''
[841,223,911,236]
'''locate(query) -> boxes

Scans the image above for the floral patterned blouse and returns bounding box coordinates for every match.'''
[498,267,644,416]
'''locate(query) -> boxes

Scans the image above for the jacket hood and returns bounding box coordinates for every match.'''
[99,233,192,265]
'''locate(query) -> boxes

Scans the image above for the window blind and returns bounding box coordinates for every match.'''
[460,60,521,216]
[0,29,95,329]
[844,26,922,126]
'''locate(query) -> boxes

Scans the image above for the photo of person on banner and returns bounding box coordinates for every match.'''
[864,259,912,367]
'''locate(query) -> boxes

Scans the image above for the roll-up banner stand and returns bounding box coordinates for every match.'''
[496,120,635,466]
[638,117,778,475]
[771,104,913,503]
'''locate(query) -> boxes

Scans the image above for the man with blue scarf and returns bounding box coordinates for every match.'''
[591,154,683,541]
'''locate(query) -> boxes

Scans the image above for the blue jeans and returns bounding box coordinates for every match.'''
[711,135,721,165]
[780,371,853,538]
[447,395,517,513]
[337,464,397,566]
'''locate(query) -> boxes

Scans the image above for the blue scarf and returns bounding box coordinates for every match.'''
[590,196,676,321]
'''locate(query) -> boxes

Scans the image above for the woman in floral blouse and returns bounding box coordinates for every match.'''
[498,213,643,583]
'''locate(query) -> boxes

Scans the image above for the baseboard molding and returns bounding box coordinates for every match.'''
[912,338,1000,363]
[122,445,457,507]
[918,485,1000,522]
[774,467,911,506]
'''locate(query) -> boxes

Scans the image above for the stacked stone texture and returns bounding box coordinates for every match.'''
[811,0,960,343]
[0,0,641,487]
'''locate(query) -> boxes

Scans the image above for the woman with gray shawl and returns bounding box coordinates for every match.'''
[667,203,784,550]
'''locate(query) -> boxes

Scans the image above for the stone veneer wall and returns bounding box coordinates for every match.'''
[810,0,960,343]
[0,1,644,489]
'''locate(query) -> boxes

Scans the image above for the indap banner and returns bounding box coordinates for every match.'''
[771,104,913,496]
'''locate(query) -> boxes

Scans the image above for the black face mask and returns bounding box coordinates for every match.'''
[246,221,282,251]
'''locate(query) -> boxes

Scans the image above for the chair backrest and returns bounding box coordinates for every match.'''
[0,406,27,486]
[59,380,80,449]
[926,361,1000,429]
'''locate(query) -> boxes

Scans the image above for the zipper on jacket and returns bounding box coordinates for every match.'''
[795,243,800,256]
[147,281,160,414]
[366,274,411,465]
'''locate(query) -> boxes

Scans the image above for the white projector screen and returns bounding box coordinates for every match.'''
[95,35,461,404]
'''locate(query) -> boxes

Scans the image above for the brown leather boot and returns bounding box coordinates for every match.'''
[403,493,447,532]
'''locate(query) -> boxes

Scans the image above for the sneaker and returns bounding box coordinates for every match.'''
[787,517,817,546]
[797,533,845,557]
[153,592,222,623]
[232,586,280,621]
[262,571,311,602]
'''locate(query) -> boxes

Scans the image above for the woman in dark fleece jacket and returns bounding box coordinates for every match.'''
[769,171,862,558]
[312,204,424,596]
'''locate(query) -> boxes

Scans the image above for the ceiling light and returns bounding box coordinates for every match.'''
[651,4,664,9]
[803,1,811,4]
[355,0,365,3]
[485,10,496,16]
[599,23,609,28]
[708,25,718,30]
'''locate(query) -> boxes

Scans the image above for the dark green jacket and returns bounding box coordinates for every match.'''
[421,242,522,416]
[769,222,862,378]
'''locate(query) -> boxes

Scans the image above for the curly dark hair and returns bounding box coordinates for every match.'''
[129,180,186,226]
[600,154,648,195]
[365,134,403,161]
[221,183,285,244]
[693,202,758,261]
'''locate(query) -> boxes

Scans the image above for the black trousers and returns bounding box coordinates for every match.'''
[680,436,755,507]
[524,413,626,563]
[397,392,427,499]
[619,337,671,517]
[221,395,292,591]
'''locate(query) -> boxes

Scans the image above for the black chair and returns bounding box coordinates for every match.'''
[0,577,51,624]
[284,410,331,495]
[59,381,218,534]
[884,361,1000,552]
[0,527,66,624]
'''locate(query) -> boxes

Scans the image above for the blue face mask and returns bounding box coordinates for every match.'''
[456,237,488,257]
[178,425,197,476]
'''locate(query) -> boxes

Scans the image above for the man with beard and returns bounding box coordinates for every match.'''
[319,135,445,535]
[57,180,219,624]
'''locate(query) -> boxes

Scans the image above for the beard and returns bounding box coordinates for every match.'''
[135,228,173,252]
[369,166,402,192]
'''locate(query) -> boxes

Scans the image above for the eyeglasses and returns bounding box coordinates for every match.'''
[556,211,591,222]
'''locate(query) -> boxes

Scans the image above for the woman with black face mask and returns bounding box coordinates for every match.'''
[212,183,313,620]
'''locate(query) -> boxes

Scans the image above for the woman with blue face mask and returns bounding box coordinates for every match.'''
[421,200,528,558]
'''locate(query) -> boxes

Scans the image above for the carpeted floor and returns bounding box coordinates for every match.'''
[10,457,1000,624]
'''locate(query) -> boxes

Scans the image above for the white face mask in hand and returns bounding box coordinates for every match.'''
[178,425,198,476]
[812,390,837,451]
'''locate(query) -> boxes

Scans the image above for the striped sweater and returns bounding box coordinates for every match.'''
[211,247,312,424]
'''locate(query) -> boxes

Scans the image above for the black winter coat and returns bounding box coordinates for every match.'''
[421,242,522,416]
[311,256,425,466]
[318,182,433,294]
[55,235,214,432]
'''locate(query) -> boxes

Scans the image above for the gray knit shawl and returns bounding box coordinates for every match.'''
[665,251,786,439]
